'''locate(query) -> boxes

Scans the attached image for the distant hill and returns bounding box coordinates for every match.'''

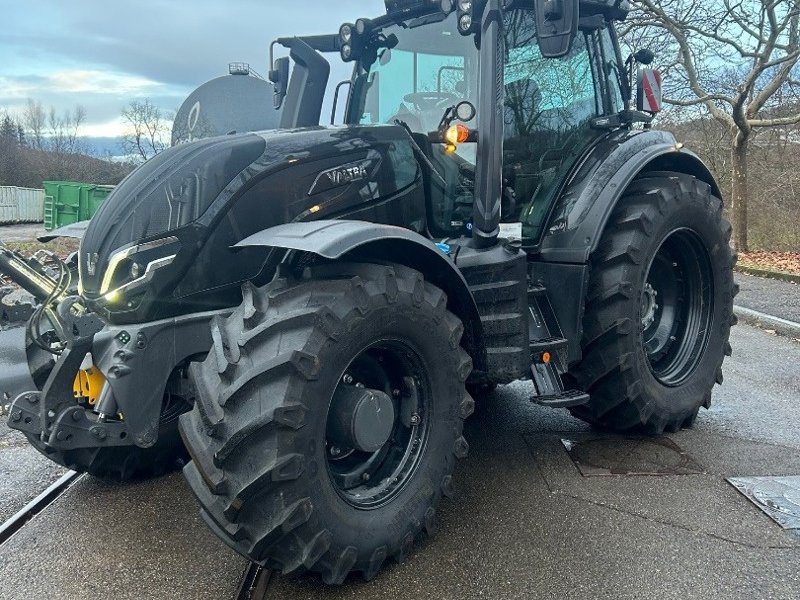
[80,137,128,159]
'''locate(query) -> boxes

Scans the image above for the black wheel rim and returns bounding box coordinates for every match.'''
[641,229,714,386]
[326,340,430,510]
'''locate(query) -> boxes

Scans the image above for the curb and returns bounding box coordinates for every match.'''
[735,265,800,285]
[734,305,800,339]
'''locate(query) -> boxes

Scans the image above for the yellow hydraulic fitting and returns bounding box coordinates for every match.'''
[73,367,106,406]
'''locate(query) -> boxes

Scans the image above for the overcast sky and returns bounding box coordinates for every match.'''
[0,0,385,139]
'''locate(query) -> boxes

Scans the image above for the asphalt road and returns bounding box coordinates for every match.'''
[0,420,66,524]
[0,323,798,599]
[736,272,800,324]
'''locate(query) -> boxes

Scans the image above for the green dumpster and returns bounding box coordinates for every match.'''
[43,181,115,231]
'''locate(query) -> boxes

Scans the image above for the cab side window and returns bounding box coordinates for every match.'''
[501,10,609,242]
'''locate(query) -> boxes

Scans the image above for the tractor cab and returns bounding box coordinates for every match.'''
[270,0,657,246]
[341,0,628,243]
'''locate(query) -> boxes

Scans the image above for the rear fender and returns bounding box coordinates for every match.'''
[236,221,487,372]
[539,129,721,264]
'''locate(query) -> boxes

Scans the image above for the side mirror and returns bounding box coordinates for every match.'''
[269,56,290,110]
[637,68,663,113]
[535,0,579,58]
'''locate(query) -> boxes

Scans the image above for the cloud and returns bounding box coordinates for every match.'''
[0,0,386,135]
[1,70,176,101]
[46,71,163,96]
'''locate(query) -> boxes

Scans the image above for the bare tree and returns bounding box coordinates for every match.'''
[628,0,800,251]
[23,99,46,151]
[47,105,87,155]
[121,99,169,161]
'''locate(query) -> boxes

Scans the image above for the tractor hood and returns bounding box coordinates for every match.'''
[79,125,421,322]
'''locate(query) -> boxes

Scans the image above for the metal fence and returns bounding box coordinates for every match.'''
[0,187,45,225]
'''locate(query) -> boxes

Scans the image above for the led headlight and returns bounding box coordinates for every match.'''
[98,236,180,304]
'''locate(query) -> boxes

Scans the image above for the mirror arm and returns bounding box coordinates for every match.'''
[608,26,633,105]
[591,110,653,130]
[437,105,457,131]
[268,41,278,83]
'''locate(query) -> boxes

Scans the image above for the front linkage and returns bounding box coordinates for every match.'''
[8,298,227,456]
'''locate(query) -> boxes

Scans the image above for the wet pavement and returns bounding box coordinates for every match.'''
[0,473,247,600]
[736,272,800,324]
[0,324,64,524]
[0,420,66,524]
[0,324,798,599]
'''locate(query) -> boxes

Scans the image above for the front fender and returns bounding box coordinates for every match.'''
[539,130,720,264]
[38,221,90,243]
[236,220,443,259]
[236,221,487,372]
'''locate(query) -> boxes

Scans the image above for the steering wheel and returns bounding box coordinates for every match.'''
[403,92,458,112]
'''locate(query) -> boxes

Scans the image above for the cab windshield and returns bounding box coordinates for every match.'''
[346,11,480,235]
[344,8,611,242]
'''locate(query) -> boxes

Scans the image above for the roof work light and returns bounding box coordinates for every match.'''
[457,0,476,35]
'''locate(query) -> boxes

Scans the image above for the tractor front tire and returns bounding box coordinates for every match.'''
[568,171,737,433]
[180,263,474,584]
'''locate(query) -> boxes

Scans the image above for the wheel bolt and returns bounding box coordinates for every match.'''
[410,414,421,426]
[392,389,401,398]
[11,411,21,422]
[330,446,342,457]
[342,374,354,385]
[362,473,370,482]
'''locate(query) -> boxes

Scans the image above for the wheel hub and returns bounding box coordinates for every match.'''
[641,282,659,330]
[326,384,395,453]
[325,342,430,509]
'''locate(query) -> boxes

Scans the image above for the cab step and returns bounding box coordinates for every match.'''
[529,336,568,357]
[531,389,590,409]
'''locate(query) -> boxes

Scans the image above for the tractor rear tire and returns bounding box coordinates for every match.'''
[568,172,737,433]
[180,263,474,584]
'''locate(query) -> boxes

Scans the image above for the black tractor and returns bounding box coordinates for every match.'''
[6,0,736,585]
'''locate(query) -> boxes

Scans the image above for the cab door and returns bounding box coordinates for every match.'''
[500,9,624,244]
